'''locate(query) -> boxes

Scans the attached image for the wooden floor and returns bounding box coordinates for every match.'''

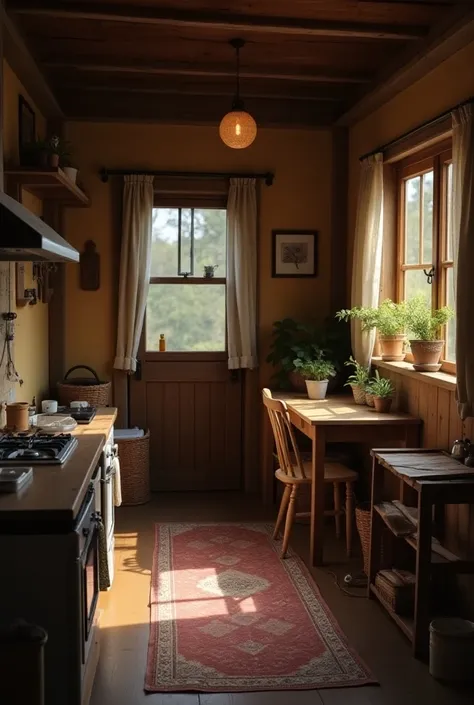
[91,492,472,705]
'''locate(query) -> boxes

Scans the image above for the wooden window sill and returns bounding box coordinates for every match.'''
[372,358,456,392]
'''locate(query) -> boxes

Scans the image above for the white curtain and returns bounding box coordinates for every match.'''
[226,178,258,369]
[113,175,154,373]
[452,104,474,419]
[351,153,384,368]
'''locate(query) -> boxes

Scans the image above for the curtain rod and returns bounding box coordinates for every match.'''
[99,168,274,186]
[359,95,474,162]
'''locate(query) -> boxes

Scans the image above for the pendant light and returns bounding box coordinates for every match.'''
[219,38,257,149]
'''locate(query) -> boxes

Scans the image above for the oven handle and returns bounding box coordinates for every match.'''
[80,512,101,565]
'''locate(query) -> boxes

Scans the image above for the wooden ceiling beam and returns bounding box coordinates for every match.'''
[337,6,474,126]
[43,61,371,86]
[9,2,427,40]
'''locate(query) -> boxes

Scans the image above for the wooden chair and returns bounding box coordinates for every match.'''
[263,388,358,559]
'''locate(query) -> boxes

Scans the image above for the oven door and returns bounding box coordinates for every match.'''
[80,516,100,651]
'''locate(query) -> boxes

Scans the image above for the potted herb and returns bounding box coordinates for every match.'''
[406,295,454,371]
[266,318,326,391]
[369,371,395,413]
[344,356,369,405]
[48,135,71,169]
[336,299,407,361]
[293,357,336,400]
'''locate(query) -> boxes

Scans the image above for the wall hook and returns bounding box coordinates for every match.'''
[423,267,435,284]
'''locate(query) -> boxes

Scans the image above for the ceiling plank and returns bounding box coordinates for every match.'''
[43,61,372,85]
[337,6,474,126]
[1,7,62,117]
[9,2,427,40]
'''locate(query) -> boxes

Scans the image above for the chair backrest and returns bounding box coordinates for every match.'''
[262,388,308,479]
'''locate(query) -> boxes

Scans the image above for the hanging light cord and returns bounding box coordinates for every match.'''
[231,38,245,111]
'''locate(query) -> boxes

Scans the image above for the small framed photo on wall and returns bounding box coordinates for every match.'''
[18,95,36,163]
[272,230,318,278]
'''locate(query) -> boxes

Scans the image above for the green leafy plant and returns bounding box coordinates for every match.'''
[266,318,328,387]
[344,356,370,388]
[336,299,407,337]
[367,371,394,398]
[48,135,71,163]
[406,295,454,341]
[293,357,336,381]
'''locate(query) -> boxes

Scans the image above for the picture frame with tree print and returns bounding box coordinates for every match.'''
[18,95,36,165]
[272,230,318,278]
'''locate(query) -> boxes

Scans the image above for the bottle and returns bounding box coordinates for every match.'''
[159,334,166,352]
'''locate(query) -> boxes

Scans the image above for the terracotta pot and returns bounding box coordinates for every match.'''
[6,402,30,431]
[305,380,329,400]
[409,340,444,372]
[366,392,375,408]
[288,370,307,393]
[50,153,60,168]
[351,384,367,405]
[379,335,406,362]
[374,396,393,413]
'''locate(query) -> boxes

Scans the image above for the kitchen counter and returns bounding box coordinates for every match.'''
[0,407,117,528]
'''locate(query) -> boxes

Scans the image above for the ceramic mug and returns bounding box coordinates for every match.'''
[42,399,58,413]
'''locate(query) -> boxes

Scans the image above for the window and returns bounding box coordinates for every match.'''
[145,207,227,352]
[397,142,455,371]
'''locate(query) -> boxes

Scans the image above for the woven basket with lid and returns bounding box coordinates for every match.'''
[57,366,111,407]
[117,431,150,505]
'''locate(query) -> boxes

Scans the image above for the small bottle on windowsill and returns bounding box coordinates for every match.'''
[159,334,166,352]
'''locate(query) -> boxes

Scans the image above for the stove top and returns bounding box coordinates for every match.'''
[57,407,97,424]
[0,433,78,465]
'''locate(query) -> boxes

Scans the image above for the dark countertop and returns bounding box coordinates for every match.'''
[0,408,117,529]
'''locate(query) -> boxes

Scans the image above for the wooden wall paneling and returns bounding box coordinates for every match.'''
[243,369,260,493]
[209,382,226,486]
[194,383,211,472]
[225,377,243,490]
[178,382,195,481]
[146,382,164,491]
[163,382,180,486]
[406,378,420,417]
[330,127,348,311]
[436,388,451,450]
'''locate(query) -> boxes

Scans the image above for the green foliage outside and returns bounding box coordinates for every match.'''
[146,208,227,352]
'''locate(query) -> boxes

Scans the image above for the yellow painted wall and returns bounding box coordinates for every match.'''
[347,39,474,287]
[64,122,334,383]
[2,61,49,404]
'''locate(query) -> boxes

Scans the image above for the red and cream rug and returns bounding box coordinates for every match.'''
[145,523,375,692]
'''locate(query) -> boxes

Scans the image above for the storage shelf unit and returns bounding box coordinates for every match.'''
[369,449,474,659]
[5,168,89,207]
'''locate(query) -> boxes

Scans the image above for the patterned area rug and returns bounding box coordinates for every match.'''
[145,523,375,692]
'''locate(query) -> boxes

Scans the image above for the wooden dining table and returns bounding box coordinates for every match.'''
[262,393,422,566]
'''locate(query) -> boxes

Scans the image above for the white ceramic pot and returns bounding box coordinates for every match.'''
[305,379,329,400]
[41,399,58,413]
[63,166,78,184]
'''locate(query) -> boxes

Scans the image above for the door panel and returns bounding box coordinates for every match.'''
[131,362,242,491]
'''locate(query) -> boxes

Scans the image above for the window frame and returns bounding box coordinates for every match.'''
[395,140,454,374]
[145,197,228,358]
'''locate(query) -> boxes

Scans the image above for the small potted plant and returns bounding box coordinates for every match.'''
[48,135,71,169]
[21,137,49,167]
[336,299,407,361]
[293,357,336,400]
[369,371,395,413]
[344,356,369,405]
[406,295,454,371]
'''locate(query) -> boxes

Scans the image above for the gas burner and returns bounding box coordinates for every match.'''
[0,433,78,465]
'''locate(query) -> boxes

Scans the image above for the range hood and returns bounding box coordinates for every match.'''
[0,191,80,262]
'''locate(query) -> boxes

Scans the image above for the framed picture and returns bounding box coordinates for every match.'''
[18,95,36,163]
[271,230,318,278]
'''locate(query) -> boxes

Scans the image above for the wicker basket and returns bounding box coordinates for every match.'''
[375,570,415,615]
[116,430,150,506]
[351,384,367,405]
[57,366,111,407]
[356,502,388,575]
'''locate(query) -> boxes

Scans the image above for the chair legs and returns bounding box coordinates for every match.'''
[345,481,354,557]
[333,482,342,538]
[273,485,291,540]
[281,485,298,558]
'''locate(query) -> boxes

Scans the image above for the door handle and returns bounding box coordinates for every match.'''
[135,358,142,381]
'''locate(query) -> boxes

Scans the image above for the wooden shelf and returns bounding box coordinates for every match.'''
[370,584,414,642]
[5,167,90,207]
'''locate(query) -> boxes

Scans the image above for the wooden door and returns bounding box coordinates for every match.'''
[130,203,243,491]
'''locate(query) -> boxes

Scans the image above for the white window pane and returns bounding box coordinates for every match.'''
[446,163,453,261]
[193,209,227,278]
[146,284,226,352]
[446,267,456,362]
[422,171,434,264]
[179,209,193,275]
[404,269,431,305]
[150,208,179,277]
[405,176,421,264]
